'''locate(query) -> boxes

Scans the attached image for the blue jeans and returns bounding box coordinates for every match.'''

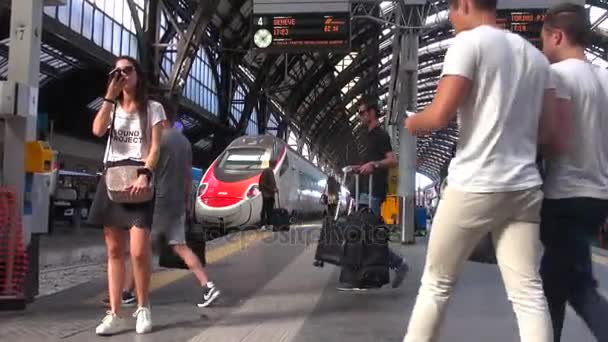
[358,193,383,217]
[540,198,608,342]
[360,193,404,270]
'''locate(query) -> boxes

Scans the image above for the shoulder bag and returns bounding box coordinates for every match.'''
[104,103,154,203]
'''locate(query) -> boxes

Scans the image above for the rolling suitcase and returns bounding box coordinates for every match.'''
[314,166,390,289]
[313,166,361,267]
[271,193,290,231]
[338,172,390,288]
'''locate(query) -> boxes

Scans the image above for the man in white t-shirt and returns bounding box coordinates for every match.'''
[401,0,561,341]
[539,4,608,341]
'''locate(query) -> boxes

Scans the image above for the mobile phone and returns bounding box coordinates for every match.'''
[108,68,123,82]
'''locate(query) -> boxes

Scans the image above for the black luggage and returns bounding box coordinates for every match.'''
[338,208,390,288]
[314,167,390,288]
[271,194,290,231]
[314,166,362,267]
[314,216,347,266]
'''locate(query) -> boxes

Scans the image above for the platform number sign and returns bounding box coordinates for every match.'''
[251,12,351,53]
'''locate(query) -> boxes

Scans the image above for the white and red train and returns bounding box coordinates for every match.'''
[195,135,349,229]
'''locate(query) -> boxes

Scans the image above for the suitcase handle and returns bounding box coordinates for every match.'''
[334,166,373,221]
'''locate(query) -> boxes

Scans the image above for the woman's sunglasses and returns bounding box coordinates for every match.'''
[108,65,135,78]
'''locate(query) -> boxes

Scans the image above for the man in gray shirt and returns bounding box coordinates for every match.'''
[153,97,220,308]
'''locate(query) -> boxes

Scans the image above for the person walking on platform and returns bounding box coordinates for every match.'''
[259,162,278,230]
[401,0,562,341]
[88,56,166,335]
[337,99,409,291]
[323,175,340,217]
[152,97,221,308]
[539,4,608,341]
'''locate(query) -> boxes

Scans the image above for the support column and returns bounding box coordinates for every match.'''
[144,0,160,88]
[396,33,418,244]
[3,0,44,247]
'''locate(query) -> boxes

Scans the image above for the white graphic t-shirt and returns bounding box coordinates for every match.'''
[104,100,166,163]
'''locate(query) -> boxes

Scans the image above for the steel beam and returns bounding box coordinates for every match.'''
[167,0,219,97]
[217,57,234,126]
[236,56,277,133]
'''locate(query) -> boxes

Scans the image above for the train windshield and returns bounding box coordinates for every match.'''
[218,148,269,171]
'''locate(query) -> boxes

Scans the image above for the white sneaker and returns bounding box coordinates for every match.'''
[133,306,152,334]
[95,311,125,336]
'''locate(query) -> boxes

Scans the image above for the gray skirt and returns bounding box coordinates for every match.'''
[88,176,154,229]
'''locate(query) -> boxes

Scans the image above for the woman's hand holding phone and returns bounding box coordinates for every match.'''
[106,71,125,100]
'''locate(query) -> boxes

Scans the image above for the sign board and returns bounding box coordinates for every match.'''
[252,12,351,53]
[497,9,546,47]
[252,0,351,53]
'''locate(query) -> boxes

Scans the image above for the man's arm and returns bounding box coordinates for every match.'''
[539,68,572,157]
[405,76,471,135]
[405,33,475,136]
[271,170,278,193]
[539,89,572,157]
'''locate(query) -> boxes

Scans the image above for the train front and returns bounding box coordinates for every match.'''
[195,137,278,230]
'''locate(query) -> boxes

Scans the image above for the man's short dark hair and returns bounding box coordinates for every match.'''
[447,0,497,11]
[545,3,591,47]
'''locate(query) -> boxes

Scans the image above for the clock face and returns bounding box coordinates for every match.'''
[254,29,273,49]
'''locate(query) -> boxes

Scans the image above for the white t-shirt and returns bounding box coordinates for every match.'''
[543,59,608,199]
[104,100,166,163]
[443,25,554,193]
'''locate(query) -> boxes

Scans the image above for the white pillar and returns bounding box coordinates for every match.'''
[2,0,44,246]
[396,33,418,244]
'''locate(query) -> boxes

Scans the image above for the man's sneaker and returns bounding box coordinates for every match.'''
[336,284,369,292]
[101,291,136,307]
[198,282,221,307]
[95,311,125,336]
[133,306,152,334]
[392,262,409,288]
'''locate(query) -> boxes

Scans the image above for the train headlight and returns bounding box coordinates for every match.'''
[197,183,208,197]
[246,185,260,198]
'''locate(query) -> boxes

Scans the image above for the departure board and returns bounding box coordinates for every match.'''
[252,12,351,53]
[497,9,546,47]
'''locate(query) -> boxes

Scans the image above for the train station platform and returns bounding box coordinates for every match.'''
[0,223,604,342]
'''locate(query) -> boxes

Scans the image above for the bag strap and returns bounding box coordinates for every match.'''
[103,104,118,169]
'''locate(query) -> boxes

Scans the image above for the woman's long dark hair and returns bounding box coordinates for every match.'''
[114,55,149,141]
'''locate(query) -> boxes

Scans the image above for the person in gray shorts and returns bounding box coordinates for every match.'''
[152,96,220,308]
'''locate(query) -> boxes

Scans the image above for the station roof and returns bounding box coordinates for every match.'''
[212,0,608,180]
